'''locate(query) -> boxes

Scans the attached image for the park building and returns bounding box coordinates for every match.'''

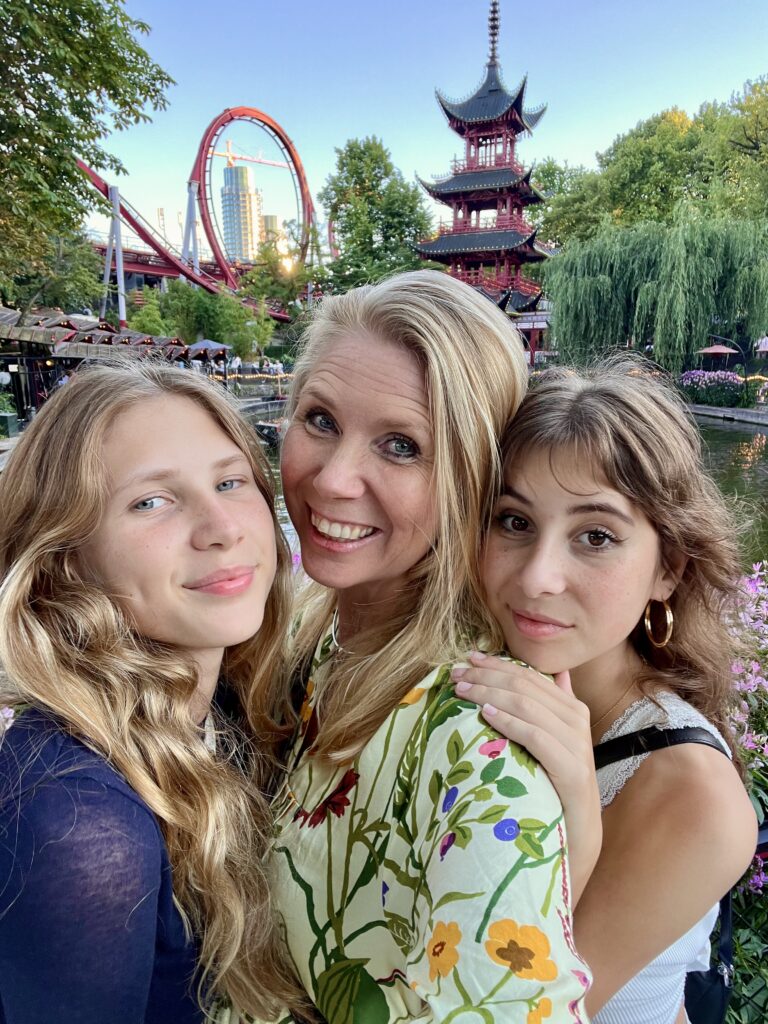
[221,165,262,263]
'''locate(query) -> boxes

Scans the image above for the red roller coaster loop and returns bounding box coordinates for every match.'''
[190,106,316,289]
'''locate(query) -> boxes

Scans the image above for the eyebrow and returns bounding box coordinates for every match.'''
[500,486,636,526]
[115,454,250,495]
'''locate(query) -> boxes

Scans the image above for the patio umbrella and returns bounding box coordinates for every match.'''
[696,345,739,355]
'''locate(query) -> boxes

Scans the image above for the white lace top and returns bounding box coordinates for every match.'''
[593,690,729,1024]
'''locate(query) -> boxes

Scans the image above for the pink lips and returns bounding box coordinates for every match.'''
[184,566,255,597]
[511,610,573,639]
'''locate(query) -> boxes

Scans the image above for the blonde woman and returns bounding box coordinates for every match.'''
[0,363,305,1023]
[454,360,757,1023]
[263,271,592,1023]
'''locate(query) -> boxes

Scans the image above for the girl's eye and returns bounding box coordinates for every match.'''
[133,496,168,512]
[578,528,618,549]
[383,435,419,460]
[304,409,337,433]
[216,478,244,492]
[499,513,530,533]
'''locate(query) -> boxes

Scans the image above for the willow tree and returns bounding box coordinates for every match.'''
[545,210,768,371]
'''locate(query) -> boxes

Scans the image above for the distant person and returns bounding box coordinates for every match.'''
[230,354,242,374]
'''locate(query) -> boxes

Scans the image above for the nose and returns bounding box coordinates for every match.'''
[189,495,243,551]
[312,441,366,501]
[516,537,568,599]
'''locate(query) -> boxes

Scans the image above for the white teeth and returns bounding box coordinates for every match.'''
[311,512,375,542]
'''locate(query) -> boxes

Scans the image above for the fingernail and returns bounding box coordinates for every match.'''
[469,651,487,661]
[450,667,467,680]
[454,680,472,694]
[482,703,498,717]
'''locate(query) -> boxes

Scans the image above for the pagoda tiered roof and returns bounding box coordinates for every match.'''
[415,228,546,259]
[436,63,547,133]
[418,166,543,203]
[502,288,543,314]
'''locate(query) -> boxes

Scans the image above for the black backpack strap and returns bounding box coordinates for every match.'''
[717,889,734,985]
[593,726,728,770]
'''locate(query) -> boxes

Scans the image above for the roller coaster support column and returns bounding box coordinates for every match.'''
[108,185,127,327]
[182,181,200,276]
[98,223,115,320]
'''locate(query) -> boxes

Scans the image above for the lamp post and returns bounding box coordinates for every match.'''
[709,333,750,404]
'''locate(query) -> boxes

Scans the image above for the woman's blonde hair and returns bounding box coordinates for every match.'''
[0,361,304,1018]
[493,356,744,759]
[283,270,529,761]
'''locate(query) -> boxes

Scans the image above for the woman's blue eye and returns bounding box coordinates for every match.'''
[384,435,419,459]
[305,409,336,432]
[216,478,243,492]
[133,496,167,512]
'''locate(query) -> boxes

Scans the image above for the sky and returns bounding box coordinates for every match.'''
[88,0,768,251]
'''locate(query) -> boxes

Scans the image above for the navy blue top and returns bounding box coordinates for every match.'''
[0,708,204,1023]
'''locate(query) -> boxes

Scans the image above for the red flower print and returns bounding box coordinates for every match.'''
[294,769,360,828]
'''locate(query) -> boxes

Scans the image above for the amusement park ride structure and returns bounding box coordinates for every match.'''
[82,106,316,327]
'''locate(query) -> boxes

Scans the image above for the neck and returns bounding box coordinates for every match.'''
[334,583,410,648]
[569,641,645,740]
[189,649,225,724]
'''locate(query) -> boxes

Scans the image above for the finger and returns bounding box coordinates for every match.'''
[460,682,590,753]
[468,651,550,684]
[479,703,587,792]
[553,670,574,695]
[453,666,586,725]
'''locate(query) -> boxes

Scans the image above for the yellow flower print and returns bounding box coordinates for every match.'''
[399,686,426,706]
[485,920,558,981]
[527,997,552,1024]
[427,921,462,981]
[299,679,315,723]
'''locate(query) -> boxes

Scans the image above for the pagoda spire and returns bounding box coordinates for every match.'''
[488,0,500,65]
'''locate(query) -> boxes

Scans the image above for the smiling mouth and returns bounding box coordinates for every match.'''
[310,511,377,542]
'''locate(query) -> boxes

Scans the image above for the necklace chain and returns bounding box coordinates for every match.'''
[590,680,637,735]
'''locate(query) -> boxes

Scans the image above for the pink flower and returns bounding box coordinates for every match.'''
[479,738,507,758]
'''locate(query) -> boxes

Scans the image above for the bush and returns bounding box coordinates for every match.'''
[678,369,755,408]
[728,564,768,1022]
[0,391,16,415]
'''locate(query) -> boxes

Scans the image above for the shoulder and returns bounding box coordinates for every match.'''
[0,707,163,853]
[608,737,757,889]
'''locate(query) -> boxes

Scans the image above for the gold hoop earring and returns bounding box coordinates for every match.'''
[644,599,673,648]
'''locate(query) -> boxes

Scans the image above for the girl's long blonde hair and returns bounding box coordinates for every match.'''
[282,270,529,762]
[494,356,745,760]
[0,361,304,1019]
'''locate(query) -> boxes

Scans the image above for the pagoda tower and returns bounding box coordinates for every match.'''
[416,0,548,319]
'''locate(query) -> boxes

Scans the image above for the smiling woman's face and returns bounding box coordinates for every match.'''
[280,332,437,607]
[482,448,679,676]
[79,395,277,664]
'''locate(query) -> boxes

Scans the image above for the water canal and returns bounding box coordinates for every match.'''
[268,417,768,565]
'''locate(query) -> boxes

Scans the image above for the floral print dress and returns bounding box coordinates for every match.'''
[269,632,591,1024]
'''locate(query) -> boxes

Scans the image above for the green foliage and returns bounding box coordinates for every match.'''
[537,80,768,248]
[319,137,434,291]
[0,392,16,415]
[0,0,172,290]
[0,233,103,315]
[546,212,768,372]
[127,289,168,336]
[156,280,261,359]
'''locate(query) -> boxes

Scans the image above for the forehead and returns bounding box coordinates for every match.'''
[301,332,430,422]
[506,446,633,508]
[103,395,240,470]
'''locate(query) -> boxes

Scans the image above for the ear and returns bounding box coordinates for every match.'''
[651,547,687,602]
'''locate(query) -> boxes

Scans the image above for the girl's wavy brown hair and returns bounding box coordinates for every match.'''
[0,360,305,1019]
[493,355,746,761]
[281,270,529,762]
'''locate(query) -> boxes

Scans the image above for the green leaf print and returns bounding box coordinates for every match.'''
[452,823,472,849]
[382,910,415,956]
[473,786,493,801]
[496,776,528,798]
[514,832,545,859]
[518,818,547,832]
[446,730,463,766]
[315,958,390,1024]
[509,742,538,776]
[480,758,505,784]
[445,760,473,786]
[476,804,508,825]
[432,889,485,912]
[428,769,443,804]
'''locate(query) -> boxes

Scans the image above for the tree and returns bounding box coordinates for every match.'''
[318,137,434,291]
[128,289,168,336]
[1,0,172,289]
[545,210,768,372]
[1,232,103,314]
[157,280,261,359]
[530,158,606,247]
